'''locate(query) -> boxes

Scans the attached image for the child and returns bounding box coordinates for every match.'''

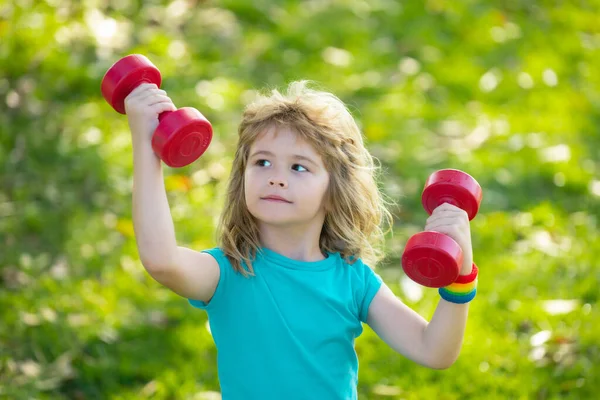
[125,81,477,399]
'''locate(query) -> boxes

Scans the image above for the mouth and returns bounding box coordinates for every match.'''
[261,196,292,203]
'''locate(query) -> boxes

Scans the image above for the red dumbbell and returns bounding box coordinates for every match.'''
[401,169,482,288]
[101,54,213,168]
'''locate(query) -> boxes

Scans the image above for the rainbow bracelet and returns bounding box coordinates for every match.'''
[439,264,478,304]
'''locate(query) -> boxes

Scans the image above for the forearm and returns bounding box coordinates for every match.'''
[421,259,475,368]
[131,139,178,270]
[421,300,469,368]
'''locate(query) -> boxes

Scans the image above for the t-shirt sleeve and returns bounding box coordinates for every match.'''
[356,260,383,323]
[188,247,232,310]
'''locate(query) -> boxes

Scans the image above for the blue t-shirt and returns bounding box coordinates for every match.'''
[188,247,382,400]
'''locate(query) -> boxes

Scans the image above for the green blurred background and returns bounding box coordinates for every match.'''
[1,0,599,399]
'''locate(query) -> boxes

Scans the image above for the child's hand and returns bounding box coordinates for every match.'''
[124,83,177,145]
[424,202,474,275]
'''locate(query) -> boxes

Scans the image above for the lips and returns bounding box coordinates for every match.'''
[261,195,292,203]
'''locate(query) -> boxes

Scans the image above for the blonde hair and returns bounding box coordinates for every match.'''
[217,81,394,275]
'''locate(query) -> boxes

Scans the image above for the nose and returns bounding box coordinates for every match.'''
[268,176,288,188]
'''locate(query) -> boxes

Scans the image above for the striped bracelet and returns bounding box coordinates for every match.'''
[438,264,478,304]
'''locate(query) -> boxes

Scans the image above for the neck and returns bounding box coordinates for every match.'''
[258,220,326,262]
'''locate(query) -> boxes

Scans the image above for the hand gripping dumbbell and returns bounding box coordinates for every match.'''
[401,169,482,288]
[101,54,213,167]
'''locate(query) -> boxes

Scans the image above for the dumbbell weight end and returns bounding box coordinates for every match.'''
[152,108,213,168]
[101,55,162,115]
[401,231,463,288]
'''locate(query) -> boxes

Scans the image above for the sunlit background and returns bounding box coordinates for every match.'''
[1,0,599,399]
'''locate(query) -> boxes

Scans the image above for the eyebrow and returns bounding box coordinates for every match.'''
[249,150,319,166]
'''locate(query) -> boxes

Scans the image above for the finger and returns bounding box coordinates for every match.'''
[426,223,470,240]
[425,222,461,231]
[129,83,159,97]
[125,95,172,114]
[433,207,464,214]
[432,207,469,220]
[126,87,161,105]
[427,214,468,225]
[428,210,469,218]
[425,225,464,241]
[432,204,464,214]
[432,202,465,212]
[137,89,169,102]
[151,101,177,114]
[426,216,466,226]
[146,95,175,107]
[427,215,470,226]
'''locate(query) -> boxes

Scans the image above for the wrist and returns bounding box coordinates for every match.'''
[459,264,474,276]
[459,257,474,275]
[132,142,161,169]
[439,264,478,304]
[132,136,157,156]
[454,264,478,283]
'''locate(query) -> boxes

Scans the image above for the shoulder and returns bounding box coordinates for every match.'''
[202,246,228,261]
[202,247,255,277]
[188,247,248,310]
[339,253,378,277]
[338,254,383,322]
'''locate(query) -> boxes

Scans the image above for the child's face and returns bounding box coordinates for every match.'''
[244,125,330,229]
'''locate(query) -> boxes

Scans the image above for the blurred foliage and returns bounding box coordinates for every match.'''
[1,0,600,399]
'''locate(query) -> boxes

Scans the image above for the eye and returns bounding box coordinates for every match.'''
[292,164,308,172]
[256,159,271,167]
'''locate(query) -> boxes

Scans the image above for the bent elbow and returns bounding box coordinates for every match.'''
[140,256,175,277]
[425,355,458,370]
[428,360,454,370]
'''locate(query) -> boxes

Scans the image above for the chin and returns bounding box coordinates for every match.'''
[248,207,298,226]
[252,212,297,226]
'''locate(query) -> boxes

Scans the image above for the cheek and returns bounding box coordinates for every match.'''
[244,172,252,195]
[244,171,256,190]
[318,177,331,208]
[244,170,260,205]
[319,175,330,197]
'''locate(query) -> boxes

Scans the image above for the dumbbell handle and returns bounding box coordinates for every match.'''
[158,110,174,122]
[131,77,173,123]
[123,78,175,123]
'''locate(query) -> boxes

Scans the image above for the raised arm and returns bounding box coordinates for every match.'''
[126,84,219,302]
[367,282,470,369]
[367,203,474,369]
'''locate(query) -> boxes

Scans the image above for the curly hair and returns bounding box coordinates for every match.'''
[216,81,394,275]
